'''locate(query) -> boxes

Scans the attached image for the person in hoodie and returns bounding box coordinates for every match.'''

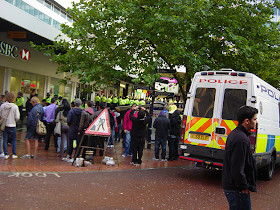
[63,99,83,162]
[56,102,70,158]
[168,107,182,161]
[129,106,150,166]
[21,96,44,159]
[122,103,137,157]
[153,110,171,161]
[0,92,20,159]
[78,100,95,159]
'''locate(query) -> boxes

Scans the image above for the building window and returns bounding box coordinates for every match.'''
[53,19,61,30]
[44,0,52,9]
[5,0,13,4]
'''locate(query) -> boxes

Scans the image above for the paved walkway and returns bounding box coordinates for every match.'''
[0,123,192,173]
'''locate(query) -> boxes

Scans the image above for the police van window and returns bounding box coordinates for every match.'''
[192,88,216,118]
[222,89,247,120]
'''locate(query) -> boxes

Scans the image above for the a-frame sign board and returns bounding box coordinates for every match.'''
[73,108,118,169]
[85,108,111,136]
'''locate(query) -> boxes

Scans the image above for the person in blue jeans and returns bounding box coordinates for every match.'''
[0,92,20,159]
[122,104,137,157]
[153,110,170,161]
[222,106,258,210]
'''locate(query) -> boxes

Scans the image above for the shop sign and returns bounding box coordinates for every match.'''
[0,41,18,58]
[0,41,31,61]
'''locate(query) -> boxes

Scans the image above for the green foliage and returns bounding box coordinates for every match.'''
[32,0,280,101]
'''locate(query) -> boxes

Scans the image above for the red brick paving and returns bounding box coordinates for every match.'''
[0,129,192,172]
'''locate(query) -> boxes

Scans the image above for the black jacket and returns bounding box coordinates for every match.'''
[67,107,83,140]
[169,110,181,136]
[129,110,150,139]
[153,114,170,138]
[222,124,257,192]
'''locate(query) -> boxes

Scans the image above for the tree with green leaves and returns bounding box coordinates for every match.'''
[32,0,280,102]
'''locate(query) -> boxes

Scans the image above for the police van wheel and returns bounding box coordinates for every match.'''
[262,156,275,181]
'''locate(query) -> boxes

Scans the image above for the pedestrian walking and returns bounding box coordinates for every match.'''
[21,96,44,159]
[222,106,258,210]
[63,99,83,162]
[44,98,58,150]
[168,106,181,161]
[0,92,20,159]
[129,106,150,166]
[122,103,137,157]
[0,95,5,158]
[153,110,170,161]
[56,102,70,158]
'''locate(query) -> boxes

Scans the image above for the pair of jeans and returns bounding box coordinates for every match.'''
[123,131,131,155]
[59,125,69,156]
[224,189,251,210]
[0,131,3,154]
[108,126,115,145]
[3,127,17,155]
[115,123,122,141]
[154,137,167,159]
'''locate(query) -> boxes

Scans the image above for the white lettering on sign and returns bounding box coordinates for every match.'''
[0,41,18,58]
[7,172,60,178]
[199,79,248,85]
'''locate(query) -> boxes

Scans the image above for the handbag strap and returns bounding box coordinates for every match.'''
[3,107,12,119]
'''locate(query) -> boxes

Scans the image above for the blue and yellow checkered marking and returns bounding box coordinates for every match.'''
[256,134,280,153]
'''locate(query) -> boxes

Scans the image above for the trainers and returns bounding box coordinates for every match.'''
[62,157,70,161]
[20,154,31,159]
[31,155,36,159]
[161,159,168,161]
[4,155,9,159]
[152,158,160,161]
[130,162,136,165]
[121,154,127,157]
[12,155,18,159]
[67,158,74,163]
[134,163,141,167]
[0,152,4,158]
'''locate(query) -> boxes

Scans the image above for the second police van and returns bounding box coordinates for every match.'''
[179,69,280,180]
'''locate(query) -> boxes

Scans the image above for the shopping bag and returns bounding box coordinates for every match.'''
[54,121,61,137]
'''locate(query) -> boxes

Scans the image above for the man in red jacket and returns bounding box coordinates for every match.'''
[122,103,137,157]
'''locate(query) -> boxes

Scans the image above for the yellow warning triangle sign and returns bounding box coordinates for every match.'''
[85,109,111,136]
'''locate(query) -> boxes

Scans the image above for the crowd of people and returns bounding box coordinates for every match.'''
[0,92,182,167]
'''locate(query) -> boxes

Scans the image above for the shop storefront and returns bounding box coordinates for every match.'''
[0,33,78,106]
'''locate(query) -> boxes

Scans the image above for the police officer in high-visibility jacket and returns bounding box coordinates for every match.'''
[15,92,24,123]
[44,93,51,105]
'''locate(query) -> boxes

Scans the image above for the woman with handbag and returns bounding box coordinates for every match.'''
[56,102,70,157]
[0,92,20,159]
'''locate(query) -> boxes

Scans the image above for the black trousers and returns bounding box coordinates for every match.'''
[168,135,180,160]
[45,122,57,150]
[130,137,145,164]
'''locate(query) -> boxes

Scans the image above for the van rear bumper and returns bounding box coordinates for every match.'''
[180,155,223,170]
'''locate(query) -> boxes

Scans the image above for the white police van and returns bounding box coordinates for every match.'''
[179,69,280,180]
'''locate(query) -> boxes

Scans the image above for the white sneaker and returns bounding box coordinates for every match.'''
[4,155,9,160]
[121,154,127,157]
[20,154,31,159]
[152,158,160,161]
[0,152,4,158]
[12,155,18,159]
[67,158,74,163]
[161,159,168,161]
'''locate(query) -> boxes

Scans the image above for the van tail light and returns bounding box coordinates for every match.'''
[180,115,187,143]
[249,124,258,153]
